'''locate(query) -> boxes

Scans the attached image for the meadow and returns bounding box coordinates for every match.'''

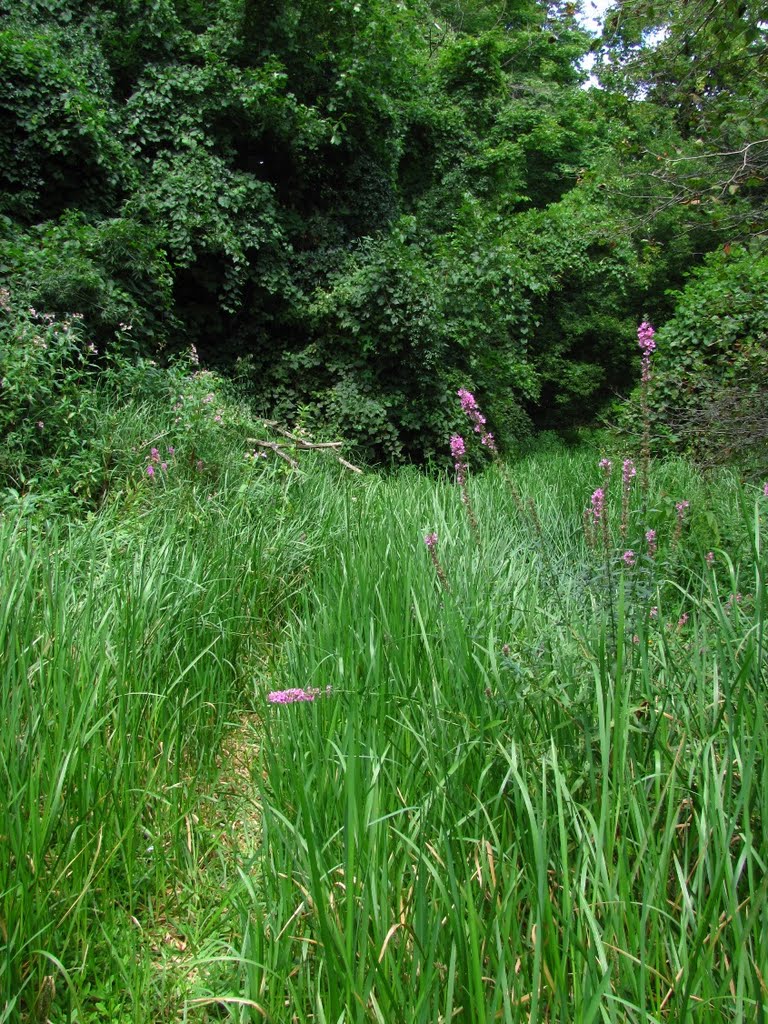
[2,369,767,1022]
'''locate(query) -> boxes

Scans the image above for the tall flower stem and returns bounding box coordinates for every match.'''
[637,321,656,500]
[450,434,479,537]
[424,532,450,591]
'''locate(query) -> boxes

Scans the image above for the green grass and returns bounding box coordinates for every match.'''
[2,433,767,1022]
[244,455,768,1022]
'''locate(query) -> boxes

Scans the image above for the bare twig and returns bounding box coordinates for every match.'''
[248,425,363,474]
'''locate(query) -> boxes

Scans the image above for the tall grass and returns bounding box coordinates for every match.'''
[3,409,767,1021]
[0,450,350,1022]
[243,452,768,1022]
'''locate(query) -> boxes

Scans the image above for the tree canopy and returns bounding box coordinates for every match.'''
[1,0,766,461]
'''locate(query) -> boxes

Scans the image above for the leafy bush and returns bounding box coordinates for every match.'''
[0,212,177,351]
[641,244,768,469]
[0,289,105,506]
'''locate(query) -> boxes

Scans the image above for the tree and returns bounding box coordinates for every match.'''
[596,0,768,238]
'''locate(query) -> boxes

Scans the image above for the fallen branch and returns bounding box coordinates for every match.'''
[248,425,363,474]
[251,439,300,469]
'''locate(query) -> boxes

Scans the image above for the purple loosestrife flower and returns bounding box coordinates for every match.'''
[599,458,612,474]
[638,323,655,386]
[621,458,636,536]
[450,434,466,460]
[637,321,656,355]
[672,499,689,549]
[706,551,715,567]
[449,433,478,534]
[637,322,655,498]
[457,388,496,451]
[150,447,160,462]
[450,434,467,487]
[424,532,438,550]
[623,550,636,567]
[763,482,768,497]
[146,465,155,478]
[590,488,605,523]
[267,687,323,704]
[646,528,657,556]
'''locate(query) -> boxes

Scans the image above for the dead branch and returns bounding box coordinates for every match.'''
[248,425,363,474]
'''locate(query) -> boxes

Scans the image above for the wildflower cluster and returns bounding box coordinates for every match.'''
[585,454,688,564]
[458,388,495,450]
[145,445,173,479]
[672,500,689,548]
[637,321,656,383]
[621,459,636,537]
[267,686,332,704]
[638,321,655,492]
[449,433,478,533]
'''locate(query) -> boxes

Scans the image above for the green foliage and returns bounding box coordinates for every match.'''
[0,22,126,219]
[0,292,106,507]
[1,0,761,467]
[131,149,285,313]
[2,350,767,1019]
[247,446,768,1020]
[597,0,768,239]
[0,213,177,349]
[650,243,768,417]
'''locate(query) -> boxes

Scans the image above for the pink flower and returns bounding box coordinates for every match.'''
[146,465,155,477]
[675,500,690,517]
[450,434,466,460]
[622,459,636,484]
[599,458,612,473]
[645,528,657,556]
[638,322,656,384]
[168,446,175,455]
[637,322,656,354]
[706,551,715,567]
[160,462,168,472]
[457,389,496,451]
[267,687,327,704]
[649,606,658,619]
[622,549,636,567]
[677,612,689,629]
[458,388,479,413]
[150,447,160,462]
[763,482,768,497]
[450,434,468,489]
[590,488,605,523]
[424,532,438,550]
